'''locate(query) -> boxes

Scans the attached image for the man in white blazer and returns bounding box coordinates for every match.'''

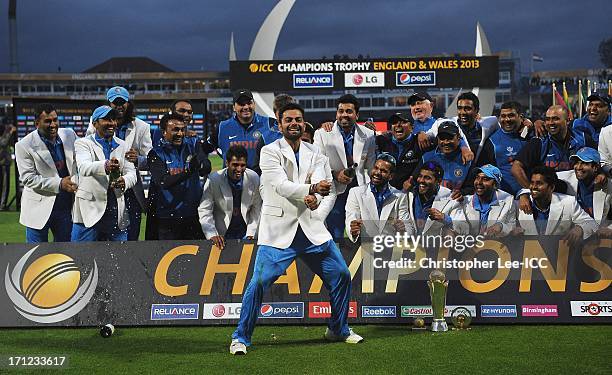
[407,161,461,236]
[517,165,597,247]
[450,165,516,237]
[345,153,413,242]
[557,147,612,237]
[87,86,152,240]
[199,144,261,249]
[230,103,362,356]
[314,94,376,241]
[72,106,137,242]
[15,103,78,242]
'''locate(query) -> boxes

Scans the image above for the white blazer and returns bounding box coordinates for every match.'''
[557,170,612,228]
[15,128,78,229]
[198,168,262,239]
[72,135,137,230]
[345,184,414,242]
[407,186,460,236]
[450,190,517,236]
[517,193,598,238]
[87,117,152,210]
[598,124,612,172]
[313,122,376,195]
[257,138,335,248]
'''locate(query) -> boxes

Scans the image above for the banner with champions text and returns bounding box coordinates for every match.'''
[0,236,610,327]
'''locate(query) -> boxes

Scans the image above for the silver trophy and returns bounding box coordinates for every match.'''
[428,269,449,332]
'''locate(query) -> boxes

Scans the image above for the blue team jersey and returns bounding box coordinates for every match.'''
[572,114,612,145]
[412,117,436,134]
[488,129,527,195]
[422,148,472,190]
[217,113,274,168]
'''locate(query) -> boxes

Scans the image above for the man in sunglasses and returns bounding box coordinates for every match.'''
[87,86,152,240]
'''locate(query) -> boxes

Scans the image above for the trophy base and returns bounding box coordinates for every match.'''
[430,319,448,332]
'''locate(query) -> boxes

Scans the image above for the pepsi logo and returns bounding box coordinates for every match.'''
[399,73,411,84]
[260,304,273,317]
[212,304,226,318]
[352,74,363,85]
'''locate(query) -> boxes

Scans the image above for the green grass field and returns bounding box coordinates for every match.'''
[1,158,611,373]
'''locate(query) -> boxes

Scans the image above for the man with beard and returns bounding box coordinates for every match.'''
[230,102,361,355]
[557,147,612,238]
[573,93,611,146]
[72,106,137,241]
[152,99,197,145]
[147,114,211,240]
[314,94,376,242]
[406,161,460,236]
[375,112,425,191]
[206,89,273,169]
[450,165,516,237]
[476,101,531,196]
[345,153,412,242]
[512,105,597,214]
[198,144,261,249]
[516,166,596,247]
[87,86,152,240]
[15,103,78,242]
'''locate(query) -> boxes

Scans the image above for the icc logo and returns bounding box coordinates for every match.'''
[4,246,98,323]
[249,63,274,73]
[454,168,463,177]
[505,146,517,157]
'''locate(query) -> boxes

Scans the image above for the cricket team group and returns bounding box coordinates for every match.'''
[13,85,612,353]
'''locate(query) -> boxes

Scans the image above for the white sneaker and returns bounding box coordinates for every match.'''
[324,328,364,344]
[229,339,247,355]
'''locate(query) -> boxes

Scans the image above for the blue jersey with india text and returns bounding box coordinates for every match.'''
[216,113,274,169]
[421,148,472,191]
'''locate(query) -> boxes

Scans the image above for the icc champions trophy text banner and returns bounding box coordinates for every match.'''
[0,237,610,328]
[230,56,499,91]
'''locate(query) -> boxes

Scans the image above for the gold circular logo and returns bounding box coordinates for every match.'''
[249,63,259,73]
[21,254,81,308]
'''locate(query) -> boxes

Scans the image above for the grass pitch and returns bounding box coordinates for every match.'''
[0,325,610,374]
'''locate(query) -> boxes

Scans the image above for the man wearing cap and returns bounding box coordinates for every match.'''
[15,103,78,243]
[87,86,152,241]
[516,166,597,247]
[557,147,612,238]
[345,153,413,242]
[147,113,211,240]
[512,105,597,214]
[450,165,516,237]
[415,121,474,196]
[375,112,425,191]
[72,106,137,241]
[573,93,611,146]
[205,89,272,170]
[408,92,436,134]
[476,101,531,196]
[314,94,377,242]
[407,161,460,236]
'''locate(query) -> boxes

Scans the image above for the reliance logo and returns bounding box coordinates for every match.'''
[150,304,199,320]
[293,73,334,88]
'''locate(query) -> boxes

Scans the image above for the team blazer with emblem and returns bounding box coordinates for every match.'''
[198,168,262,239]
[345,184,414,242]
[15,128,78,229]
[257,138,335,248]
[72,135,137,230]
[87,117,152,210]
[556,170,612,228]
[314,122,376,195]
[407,186,461,236]
[517,193,598,238]
[449,190,517,236]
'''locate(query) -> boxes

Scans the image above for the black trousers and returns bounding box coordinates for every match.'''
[0,164,10,208]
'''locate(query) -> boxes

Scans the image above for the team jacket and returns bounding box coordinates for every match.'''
[572,114,612,146]
[375,132,425,190]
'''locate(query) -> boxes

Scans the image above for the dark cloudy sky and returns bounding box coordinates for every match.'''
[0,0,609,74]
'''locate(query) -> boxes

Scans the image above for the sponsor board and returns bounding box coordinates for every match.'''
[395,71,436,86]
[202,303,242,320]
[344,72,385,88]
[480,305,517,318]
[401,305,477,318]
[361,306,396,318]
[570,301,612,317]
[308,302,358,318]
[521,305,558,317]
[259,302,304,319]
[150,304,199,320]
[293,73,334,88]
